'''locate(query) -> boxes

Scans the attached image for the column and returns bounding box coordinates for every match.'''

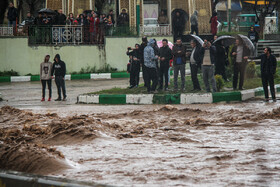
[167,0,171,33]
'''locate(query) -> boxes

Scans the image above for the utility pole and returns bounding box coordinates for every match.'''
[228,0,231,32]
[136,0,140,35]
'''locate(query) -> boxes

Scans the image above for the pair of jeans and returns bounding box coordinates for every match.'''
[202,65,217,92]
[173,64,185,90]
[55,76,66,99]
[159,62,169,89]
[262,73,276,99]
[233,62,246,89]
[146,67,158,92]
[190,63,201,90]
[41,79,52,98]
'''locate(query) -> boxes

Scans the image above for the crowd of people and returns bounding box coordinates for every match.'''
[7,2,130,44]
[126,34,277,101]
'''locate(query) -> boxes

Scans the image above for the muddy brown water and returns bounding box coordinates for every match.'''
[1,80,280,186]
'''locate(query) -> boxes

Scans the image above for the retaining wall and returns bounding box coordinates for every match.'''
[0,36,172,75]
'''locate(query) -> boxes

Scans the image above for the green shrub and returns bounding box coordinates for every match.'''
[246,61,256,79]
[0,70,19,76]
[215,74,225,92]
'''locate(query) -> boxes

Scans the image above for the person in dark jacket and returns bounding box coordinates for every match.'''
[172,11,185,42]
[214,40,228,81]
[172,38,187,91]
[107,9,115,25]
[55,9,66,25]
[158,39,173,91]
[187,40,202,91]
[201,39,217,92]
[117,9,129,26]
[7,2,17,27]
[231,38,250,90]
[250,47,277,101]
[248,26,259,56]
[127,44,141,88]
[51,54,67,101]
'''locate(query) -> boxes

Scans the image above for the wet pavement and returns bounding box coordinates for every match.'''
[1,79,280,186]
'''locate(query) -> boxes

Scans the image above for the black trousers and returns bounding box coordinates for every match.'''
[215,62,227,80]
[262,73,276,99]
[173,27,183,41]
[233,62,246,89]
[41,79,52,98]
[190,63,201,90]
[55,76,66,99]
[191,25,199,35]
[130,63,140,87]
[142,64,148,87]
[159,62,169,89]
[146,67,158,92]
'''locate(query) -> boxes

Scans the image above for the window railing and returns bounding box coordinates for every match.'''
[140,24,171,36]
[0,26,14,36]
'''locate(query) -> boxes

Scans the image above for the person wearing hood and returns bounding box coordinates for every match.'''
[140,36,148,87]
[40,55,52,101]
[172,38,187,91]
[190,10,198,35]
[144,39,159,93]
[158,39,173,91]
[51,54,67,101]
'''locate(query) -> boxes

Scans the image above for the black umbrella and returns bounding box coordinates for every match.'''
[171,9,189,30]
[38,8,56,15]
[213,35,235,47]
[237,34,255,53]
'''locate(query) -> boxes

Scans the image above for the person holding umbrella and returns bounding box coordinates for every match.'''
[249,47,277,102]
[231,37,250,90]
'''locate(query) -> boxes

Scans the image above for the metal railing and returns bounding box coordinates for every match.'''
[140,24,171,36]
[0,26,14,36]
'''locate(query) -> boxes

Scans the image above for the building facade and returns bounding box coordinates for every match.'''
[119,0,212,34]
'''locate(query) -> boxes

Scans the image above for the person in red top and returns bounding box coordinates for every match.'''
[88,13,100,44]
[210,12,218,36]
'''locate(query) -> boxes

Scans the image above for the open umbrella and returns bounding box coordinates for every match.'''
[237,34,255,53]
[157,40,174,49]
[190,34,204,46]
[213,35,235,47]
[38,8,56,15]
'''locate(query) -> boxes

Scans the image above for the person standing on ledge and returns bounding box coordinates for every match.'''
[51,54,67,101]
[250,47,277,102]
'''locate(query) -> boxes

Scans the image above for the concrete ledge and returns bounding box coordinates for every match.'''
[11,76,31,82]
[0,170,111,187]
[78,85,278,105]
[91,73,111,80]
[181,93,213,104]
[126,94,153,104]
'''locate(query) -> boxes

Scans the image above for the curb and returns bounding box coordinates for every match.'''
[0,72,132,83]
[77,85,280,105]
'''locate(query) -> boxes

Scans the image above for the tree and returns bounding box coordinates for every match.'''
[0,0,9,24]
[251,0,279,36]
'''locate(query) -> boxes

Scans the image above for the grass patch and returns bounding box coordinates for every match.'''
[88,62,280,95]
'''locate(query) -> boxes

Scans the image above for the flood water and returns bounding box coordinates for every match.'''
[0,80,280,186]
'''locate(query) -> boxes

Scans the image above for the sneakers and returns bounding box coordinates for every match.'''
[48,98,51,101]
[41,98,45,102]
[55,98,62,101]
[62,97,67,101]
